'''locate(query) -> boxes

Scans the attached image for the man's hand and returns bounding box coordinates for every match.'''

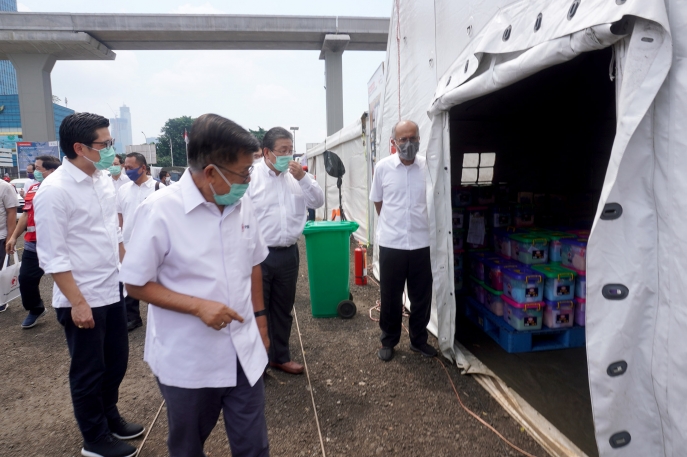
[72,303,95,329]
[194,298,245,331]
[257,315,270,352]
[288,161,306,181]
[5,237,16,255]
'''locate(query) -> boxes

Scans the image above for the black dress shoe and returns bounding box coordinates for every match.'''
[409,343,438,358]
[127,320,143,332]
[377,347,394,361]
[109,417,145,440]
[82,434,137,457]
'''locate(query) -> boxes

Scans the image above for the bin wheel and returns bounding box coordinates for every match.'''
[337,300,356,319]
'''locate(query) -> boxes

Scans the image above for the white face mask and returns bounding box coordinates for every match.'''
[164,177,171,184]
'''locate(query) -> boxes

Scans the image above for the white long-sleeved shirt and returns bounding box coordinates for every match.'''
[117,177,160,247]
[34,158,123,308]
[247,159,324,247]
[111,172,130,193]
[369,153,430,250]
[119,170,269,388]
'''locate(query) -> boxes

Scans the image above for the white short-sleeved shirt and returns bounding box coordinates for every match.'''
[117,178,159,247]
[34,158,123,308]
[0,180,17,239]
[247,159,325,247]
[119,170,269,389]
[111,173,131,193]
[369,153,430,250]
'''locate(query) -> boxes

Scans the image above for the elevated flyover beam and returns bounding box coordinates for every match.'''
[0,13,389,51]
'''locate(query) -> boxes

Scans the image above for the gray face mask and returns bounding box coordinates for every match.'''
[398,141,420,161]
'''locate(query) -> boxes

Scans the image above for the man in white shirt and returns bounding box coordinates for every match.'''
[34,113,143,457]
[117,152,163,331]
[109,154,130,193]
[247,127,324,375]
[20,163,39,197]
[0,178,17,289]
[369,120,437,362]
[121,114,270,457]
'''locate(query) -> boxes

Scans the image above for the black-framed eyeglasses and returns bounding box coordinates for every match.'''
[394,136,419,144]
[90,139,116,149]
[214,164,254,184]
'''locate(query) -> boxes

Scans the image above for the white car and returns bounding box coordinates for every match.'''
[10,178,32,215]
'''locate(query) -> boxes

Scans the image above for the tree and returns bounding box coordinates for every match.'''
[155,116,194,167]
[249,127,267,144]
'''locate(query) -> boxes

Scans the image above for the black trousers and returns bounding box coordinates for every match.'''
[157,361,269,457]
[379,246,433,348]
[19,249,45,314]
[0,238,5,270]
[119,282,141,324]
[261,244,299,364]
[55,301,129,444]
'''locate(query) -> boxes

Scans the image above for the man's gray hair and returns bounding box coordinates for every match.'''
[391,120,420,139]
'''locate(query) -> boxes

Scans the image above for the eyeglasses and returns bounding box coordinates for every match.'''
[90,139,116,149]
[270,149,293,156]
[394,136,419,145]
[214,164,254,184]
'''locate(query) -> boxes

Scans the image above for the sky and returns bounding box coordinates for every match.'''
[18,0,391,154]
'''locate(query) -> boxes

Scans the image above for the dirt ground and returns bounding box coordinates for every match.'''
[0,240,547,457]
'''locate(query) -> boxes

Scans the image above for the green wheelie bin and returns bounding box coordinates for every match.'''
[302,220,359,318]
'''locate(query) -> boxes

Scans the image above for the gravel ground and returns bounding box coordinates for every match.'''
[0,239,547,457]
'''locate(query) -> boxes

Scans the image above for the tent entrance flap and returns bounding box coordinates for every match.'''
[450,47,615,457]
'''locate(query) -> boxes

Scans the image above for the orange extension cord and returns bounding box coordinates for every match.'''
[367,276,538,457]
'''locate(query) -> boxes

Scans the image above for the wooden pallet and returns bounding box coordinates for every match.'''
[464,297,586,353]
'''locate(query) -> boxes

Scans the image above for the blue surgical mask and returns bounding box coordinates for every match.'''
[125,167,143,182]
[269,151,293,172]
[27,172,35,180]
[83,144,117,171]
[34,170,44,182]
[208,164,248,206]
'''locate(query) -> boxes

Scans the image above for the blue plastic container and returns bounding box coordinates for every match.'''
[502,266,544,303]
[484,257,519,291]
[543,299,574,329]
[509,233,549,265]
[576,274,586,298]
[561,238,588,273]
[491,206,512,228]
[503,295,544,331]
[532,264,576,301]
[469,252,500,282]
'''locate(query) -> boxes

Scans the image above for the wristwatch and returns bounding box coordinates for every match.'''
[254,309,267,318]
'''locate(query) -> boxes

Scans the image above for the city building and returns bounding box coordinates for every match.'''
[110,104,133,155]
[0,0,18,96]
[146,136,159,144]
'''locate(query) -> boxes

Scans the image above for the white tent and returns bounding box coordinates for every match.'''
[306,114,374,246]
[374,0,685,455]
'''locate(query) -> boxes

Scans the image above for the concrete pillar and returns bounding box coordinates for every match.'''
[320,35,350,136]
[8,54,57,142]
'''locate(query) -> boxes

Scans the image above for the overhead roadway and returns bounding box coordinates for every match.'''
[0,12,390,141]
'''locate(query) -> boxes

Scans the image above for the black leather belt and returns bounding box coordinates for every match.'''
[268,244,296,251]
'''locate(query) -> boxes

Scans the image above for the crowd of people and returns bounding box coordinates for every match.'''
[0,111,432,457]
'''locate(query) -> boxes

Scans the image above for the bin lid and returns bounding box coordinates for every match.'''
[502,294,543,310]
[510,233,549,245]
[483,258,518,269]
[482,282,503,296]
[560,237,588,247]
[502,265,542,283]
[543,231,577,241]
[303,220,359,235]
[532,264,576,280]
[543,299,575,310]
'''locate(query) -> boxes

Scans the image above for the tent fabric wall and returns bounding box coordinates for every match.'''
[377,0,685,455]
[306,116,372,245]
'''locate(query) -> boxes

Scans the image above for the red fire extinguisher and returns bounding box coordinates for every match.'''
[355,245,368,286]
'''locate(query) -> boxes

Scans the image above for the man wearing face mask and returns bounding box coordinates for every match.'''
[247,127,324,375]
[369,120,436,362]
[120,114,270,457]
[117,152,164,331]
[6,155,61,328]
[34,113,143,457]
[109,154,130,193]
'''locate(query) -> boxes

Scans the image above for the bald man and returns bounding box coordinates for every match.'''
[369,120,437,362]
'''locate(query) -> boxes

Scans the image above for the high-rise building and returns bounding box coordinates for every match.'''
[109,105,133,155]
[0,0,18,96]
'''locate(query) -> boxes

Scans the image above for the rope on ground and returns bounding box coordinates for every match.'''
[292,306,327,457]
[366,274,538,457]
[136,400,165,456]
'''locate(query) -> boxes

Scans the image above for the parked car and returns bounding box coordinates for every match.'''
[10,178,32,215]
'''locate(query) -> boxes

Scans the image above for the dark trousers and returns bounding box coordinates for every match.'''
[261,244,299,364]
[19,249,45,314]
[55,301,129,443]
[0,238,5,270]
[157,362,269,457]
[119,282,141,324]
[379,246,433,348]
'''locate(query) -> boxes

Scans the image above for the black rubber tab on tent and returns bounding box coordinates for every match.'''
[502,25,512,41]
[446,76,452,87]
[642,37,654,43]
[609,431,632,448]
[601,203,623,220]
[568,1,580,20]
[602,284,629,300]
[464,60,469,73]
[616,0,627,4]
[607,361,628,377]
[534,13,542,32]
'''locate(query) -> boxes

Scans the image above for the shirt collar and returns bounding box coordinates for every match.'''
[180,168,241,215]
[392,152,423,169]
[62,157,94,183]
[258,158,279,177]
